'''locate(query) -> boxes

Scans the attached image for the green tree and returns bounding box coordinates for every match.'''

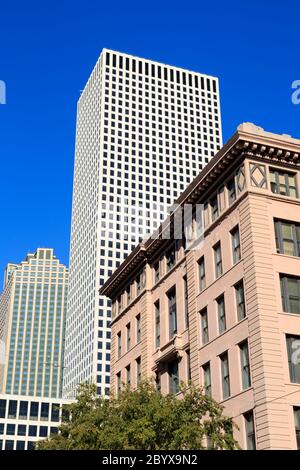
[37,381,238,450]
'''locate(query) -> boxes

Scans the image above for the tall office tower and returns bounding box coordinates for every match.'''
[0,248,68,398]
[63,49,222,397]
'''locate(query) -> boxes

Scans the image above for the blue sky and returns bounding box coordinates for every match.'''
[0,0,299,277]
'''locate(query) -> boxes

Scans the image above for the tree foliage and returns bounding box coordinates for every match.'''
[37,381,238,450]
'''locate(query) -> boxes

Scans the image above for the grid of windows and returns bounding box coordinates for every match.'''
[63,49,222,396]
[0,249,68,398]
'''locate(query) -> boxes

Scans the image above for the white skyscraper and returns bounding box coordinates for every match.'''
[63,49,222,397]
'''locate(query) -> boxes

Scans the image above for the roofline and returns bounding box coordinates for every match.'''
[100,124,300,298]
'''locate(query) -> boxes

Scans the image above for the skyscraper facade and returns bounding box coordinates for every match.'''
[63,49,222,397]
[0,248,68,398]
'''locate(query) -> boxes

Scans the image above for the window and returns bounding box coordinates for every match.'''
[203,362,211,396]
[275,220,300,257]
[168,288,177,339]
[239,340,251,389]
[126,285,131,304]
[126,365,131,385]
[41,403,49,420]
[183,276,189,328]
[117,332,122,359]
[28,425,37,437]
[0,399,6,418]
[7,424,15,435]
[227,177,236,205]
[166,245,176,272]
[154,261,160,283]
[200,307,209,345]
[19,401,28,419]
[235,281,246,320]
[244,411,256,450]
[214,242,222,278]
[126,323,131,351]
[136,314,141,343]
[155,301,160,348]
[220,351,230,399]
[217,295,226,334]
[270,169,297,197]
[286,335,300,383]
[16,441,25,450]
[136,357,141,385]
[5,440,14,450]
[231,226,241,263]
[136,273,141,295]
[186,350,191,381]
[39,426,48,437]
[18,424,26,436]
[198,257,206,292]
[51,404,60,422]
[116,372,121,394]
[294,407,300,450]
[168,359,179,394]
[8,400,17,419]
[280,275,300,314]
[211,194,219,221]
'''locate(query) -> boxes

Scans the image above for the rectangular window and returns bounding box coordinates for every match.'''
[116,372,121,394]
[231,226,241,263]
[51,404,60,422]
[168,288,177,339]
[17,424,26,436]
[211,194,219,221]
[244,411,256,450]
[186,349,191,382]
[183,276,189,328]
[136,273,141,295]
[153,261,160,283]
[275,220,300,257]
[136,357,141,385]
[217,295,226,334]
[168,359,179,394]
[280,275,300,314]
[227,177,236,205]
[270,169,298,198]
[0,399,6,419]
[200,307,209,345]
[203,362,211,396]
[126,365,131,385]
[214,242,223,278]
[126,285,131,304]
[220,351,230,399]
[294,407,300,450]
[41,403,49,420]
[235,281,246,320]
[136,314,141,343]
[19,401,28,419]
[117,332,122,359]
[126,323,131,351]
[239,340,251,389]
[166,245,176,272]
[286,335,300,383]
[8,400,17,419]
[198,257,206,292]
[155,301,160,348]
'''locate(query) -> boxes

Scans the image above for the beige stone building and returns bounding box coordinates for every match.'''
[100,123,300,450]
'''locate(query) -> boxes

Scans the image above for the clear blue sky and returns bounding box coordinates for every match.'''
[0,0,299,276]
